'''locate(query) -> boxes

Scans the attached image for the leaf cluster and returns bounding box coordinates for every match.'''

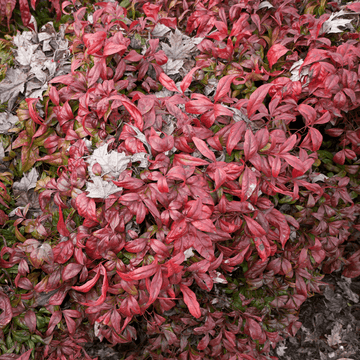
[0,1,359,360]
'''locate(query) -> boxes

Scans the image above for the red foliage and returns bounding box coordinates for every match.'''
[1,0,360,359]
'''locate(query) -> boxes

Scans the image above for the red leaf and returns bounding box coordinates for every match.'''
[75,193,98,222]
[72,267,101,292]
[309,127,323,151]
[192,219,217,233]
[62,263,83,281]
[280,154,305,172]
[247,83,273,118]
[17,349,32,360]
[119,98,143,132]
[185,99,214,114]
[214,75,238,103]
[53,239,74,264]
[343,249,360,278]
[224,245,250,266]
[180,67,201,93]
[278,134,297,154]
[63,309,81,334]
[117,260,159,281]
[84,31,107,54]
[192,137,216,162]
[193,231,215,260]
[241,166,257,201]
[197,333,210,351]
[245,318,263,341]
[124,50,144,62]
[267,44,288,69]
[299,49,329,73]
[80,264,108,306]
[333,150,345,165]
[159,73,180,93]
[271,155,281,178]
[268,209,291,248]
[347,3,360,11]
[226,121,246,155]
[244,129,258,161]
[103,43,127,56]
[143,2,160,20]
[19,0,31,27]
[179,284,201,318]
[147,268,163,306]
[298,104,316,126]
[243,215,266,237]
[314,111,331,125]
[125,237,148,253]
[45,311,62,337]
[24,310,36,333]
[0,292,12,328]
[148,129,174,153]
[173,153,209,166]
[213,168,227,191]
[57,206,70,237]
[150,239,170,258]
[26,98,44,125]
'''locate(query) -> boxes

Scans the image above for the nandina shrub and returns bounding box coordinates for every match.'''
[0,0,360,359]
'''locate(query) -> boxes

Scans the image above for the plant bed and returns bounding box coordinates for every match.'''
[0,1,359,360]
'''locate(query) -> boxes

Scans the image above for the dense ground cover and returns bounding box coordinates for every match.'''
[0,0,359,359]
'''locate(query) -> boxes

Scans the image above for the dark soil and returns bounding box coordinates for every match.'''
[269,272,360,360]
[82,271,360,360]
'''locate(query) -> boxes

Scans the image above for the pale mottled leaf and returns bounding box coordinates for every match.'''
[0,112,19,133]
[86,177,121,199]
[13,168,39,192]
[0,68,27,110]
